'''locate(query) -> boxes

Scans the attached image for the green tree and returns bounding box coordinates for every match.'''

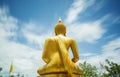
[79,61,98,77]
[0,67,2,77]
[21,74,24,77]
[17,74,20,77]
[104,59,120,77]
[99,72,109,77]
[9,75,15,77]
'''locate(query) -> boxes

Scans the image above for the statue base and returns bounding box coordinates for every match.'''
[37,72,82,77]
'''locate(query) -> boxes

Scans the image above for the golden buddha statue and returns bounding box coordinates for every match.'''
[37,19,83,77]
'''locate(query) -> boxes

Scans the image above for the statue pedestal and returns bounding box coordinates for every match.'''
[37,72,82,77]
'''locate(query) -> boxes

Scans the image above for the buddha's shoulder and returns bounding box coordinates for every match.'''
[45,36,76,42]
[66,37,76,43]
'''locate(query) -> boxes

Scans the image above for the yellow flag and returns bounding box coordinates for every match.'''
[9,63,13,73]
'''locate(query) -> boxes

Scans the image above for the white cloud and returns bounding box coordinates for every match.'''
[65,0,108,43]
[81,52,95,57]
[0,7,18,39]
[22,22,53,49]
[65,0,95,24]
[102,38,120,52]
[0,7,44,77]
[80,37,120,66]
[67,20,105,43]
[0,39,43,77]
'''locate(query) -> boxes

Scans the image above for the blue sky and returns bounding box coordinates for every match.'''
[0,0,120,77]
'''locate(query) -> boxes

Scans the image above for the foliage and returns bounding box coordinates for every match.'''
[0,67,2,72]
[79,59,120,77]
[9,75,15,77]
[79,61,98,77]
[104,59,120,77]
[0,67,2,77]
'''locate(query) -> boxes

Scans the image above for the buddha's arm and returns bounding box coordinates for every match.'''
[42,39,50,63]
[71,39,79,63]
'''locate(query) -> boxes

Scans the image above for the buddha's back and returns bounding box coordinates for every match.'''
[42,35,73,67]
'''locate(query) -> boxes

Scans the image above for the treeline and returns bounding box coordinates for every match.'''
[79,59,120,77]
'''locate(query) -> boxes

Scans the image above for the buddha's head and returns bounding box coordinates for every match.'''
[54,19,66,36]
